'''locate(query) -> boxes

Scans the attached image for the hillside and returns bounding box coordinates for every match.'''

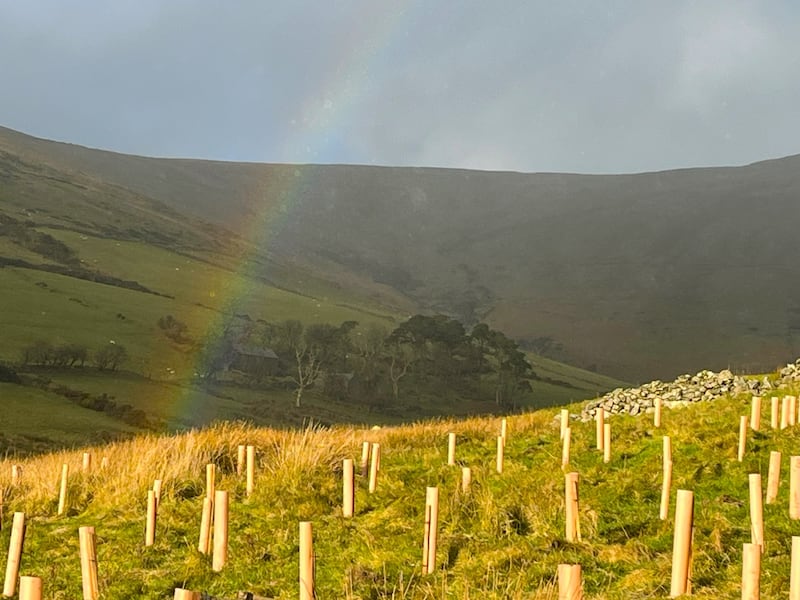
[0,134,626,453]
[2,125,800,381]
[1,363,798,598]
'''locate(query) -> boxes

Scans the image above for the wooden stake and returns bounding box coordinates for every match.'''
[557,564,583,600]
[447,433,456,466]
[360,441,370,477]
[562,427,571,468]
[2,512,25,597]
[246,445,255,497]
[496,436,504,474]
[82,452,91,472]
[461,467,471,493]
[603,423,611,464]
[500,417,507,442]
[596,407,605,451]
[198,497,212,554]
[173,589,199,600]
[565,472,580,542]
[18,576,42,600]
[771,397,780,430]
[78,526,98,600]
[560,409,569,440]
[654,397,662,428]
[205,463,215,501]
[299,521,314,600]
[145,490,157,547]
[748,474,764,552]
[791,456,800,519]
[660,437,673,521]
[11,465,20,486]
[670,489,694,597]
[212,490,229,572]
[766,451,781,505]
[369,443,380,493]
[236,444,246,476]
[342,458,354,518]
[791,395,797,427]
[422,487,439,574]
[741,542,761,600]
[751,396,761,431]
[790,536,800,600]
[57,463,68,516]
[100,457,108,470]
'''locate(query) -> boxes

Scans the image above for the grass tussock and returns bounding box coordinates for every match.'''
[2,384,800,598]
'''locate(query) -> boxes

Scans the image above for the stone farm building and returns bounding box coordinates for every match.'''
[228,343,280,378]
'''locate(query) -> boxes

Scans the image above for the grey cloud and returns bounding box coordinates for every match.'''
[0,1,798,172]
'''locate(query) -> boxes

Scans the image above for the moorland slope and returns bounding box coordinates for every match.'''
[3,125,800,381]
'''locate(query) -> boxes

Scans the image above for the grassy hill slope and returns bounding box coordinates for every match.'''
[0,383,138,453]
[0,366,795,598]
[0,216,625,454]
[2,125,800,381]
[1,126,628,452]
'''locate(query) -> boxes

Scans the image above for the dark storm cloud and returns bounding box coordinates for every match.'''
[0,1,798,173]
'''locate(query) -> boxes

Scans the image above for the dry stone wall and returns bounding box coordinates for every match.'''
[579,358,800,421]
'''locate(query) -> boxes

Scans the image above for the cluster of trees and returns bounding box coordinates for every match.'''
[0,213,79,265]
[45,382,150,428]
[198,314,534,409]
[21,340,128,371]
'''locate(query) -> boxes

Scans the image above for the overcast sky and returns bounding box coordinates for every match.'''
[1,1,798,173]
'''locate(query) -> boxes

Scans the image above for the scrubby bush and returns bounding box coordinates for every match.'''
[157,314,191,344]
[0,363,21,383]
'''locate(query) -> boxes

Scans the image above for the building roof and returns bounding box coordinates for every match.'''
[232,343,279,360]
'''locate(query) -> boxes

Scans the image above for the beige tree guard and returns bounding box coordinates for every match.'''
[766,451,781,505]
[751,396,761,431]
[670,489,694,597]
[790,536,800,600]
[741,542,760,600]
[596,408,605,451]
[557,563,583,600]
[18,576,42,600]
[145,489,157,547]
[212,491,229,572]
[447,433,456,466]
[660,436,672,521]
[565,472,581,542]
[79,526,99,600]
[246,445,255,497]
[2,512,25,597]
[791,457,800,520]
[299,521,314,600]
[748,474,764,553]
[421,486,439,575]
[342,458,354,518]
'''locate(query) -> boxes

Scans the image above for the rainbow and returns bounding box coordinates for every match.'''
[174,4,416,418]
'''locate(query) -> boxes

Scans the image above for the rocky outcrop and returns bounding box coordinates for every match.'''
[778,359,800,383]
[578,363,795,421]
